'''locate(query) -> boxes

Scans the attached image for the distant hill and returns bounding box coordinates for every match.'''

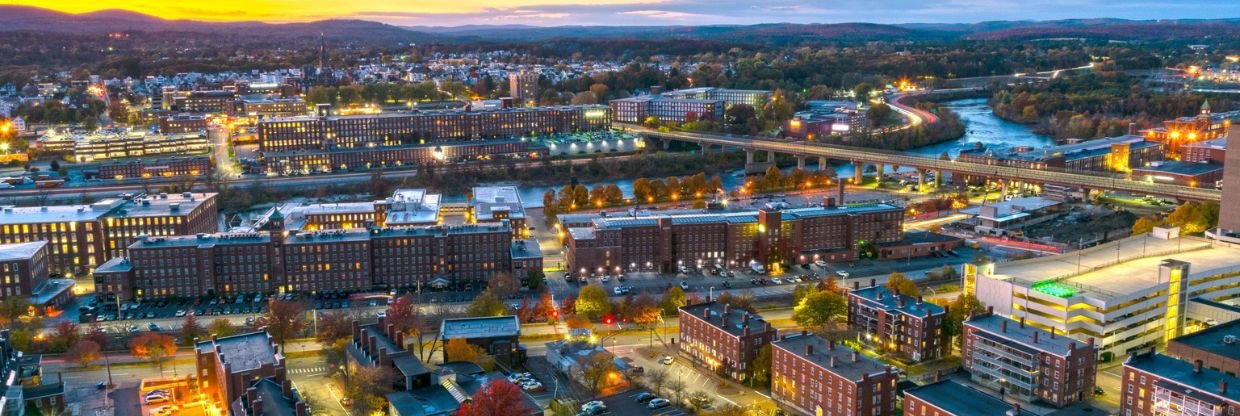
[0,5,427,43]
[405,22,927,43]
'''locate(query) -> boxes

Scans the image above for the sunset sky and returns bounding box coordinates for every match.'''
[5,0,1239,26]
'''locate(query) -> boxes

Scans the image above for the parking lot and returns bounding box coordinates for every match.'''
[590,389,687,416]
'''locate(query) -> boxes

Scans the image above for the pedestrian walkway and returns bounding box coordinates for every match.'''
[288,366,328,375]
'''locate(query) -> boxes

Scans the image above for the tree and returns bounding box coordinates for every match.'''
[488,273,521,299]
[385,294,416,334]
[0,297,30,324]
[458,378,534,416]
[348,366,397,415]
[65,340,101,368]
[129,332,177,372]
[1167,201,1219,234]
[581,352,618,397]
[179,313,203,346]
[445,337,494,370]
[945,294,986,346]
[315,311,355,369]
[1132,216,1160,235]
[885,272,919,297]
[466,290,508,317]
[667,378,687,405]
[646,367,669,396]
[715,292,755,313]
[576,285,612,320]
[566,315,592,330]
[660,286,687,315]
[792,288,847,328]
[625,293,662,327]
[750,344,773,388]
[208,318,237,338]
[50,321,80,352]
[702,405,750,416]
[260,299,306,348]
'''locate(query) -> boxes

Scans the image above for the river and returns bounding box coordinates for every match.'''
[458,98,1053,207]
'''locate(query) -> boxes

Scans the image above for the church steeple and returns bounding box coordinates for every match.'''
[1202,99,1212,115]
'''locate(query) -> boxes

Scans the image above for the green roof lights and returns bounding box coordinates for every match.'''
[1032,281,1076,298]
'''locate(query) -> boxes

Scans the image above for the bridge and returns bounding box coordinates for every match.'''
[622,124,1221,202]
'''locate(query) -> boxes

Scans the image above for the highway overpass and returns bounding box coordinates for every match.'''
[623,124,1221,202]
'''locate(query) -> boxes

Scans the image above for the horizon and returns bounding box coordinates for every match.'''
[5,1,1240,27]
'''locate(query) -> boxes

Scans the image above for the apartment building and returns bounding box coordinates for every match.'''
[566,202,906,275]
[157,114,209,133]
[1167,319,1240,377]
[678,302,777,382]
[0,241,49,299]
[955,135,1163,175]
[37,128,211,162]
[609,87,771,124]
[257,105,609,152]
[0,192,218,276]
[1122,349,1240,416]
[508,71,540,106]
[259,139,543,175]
[240,97,307,119]
[772,333,897,416]
[195,331,308,416]
[1183,137,1227,164]
[847,282,947,362]
[903,379,1031,416]
[176,90,237,116]
[963,311,1097,407]
[472,186,527,238]
[92,156,214,180]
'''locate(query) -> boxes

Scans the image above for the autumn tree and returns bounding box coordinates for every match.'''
[581,352,618,398]
[347,366,397,415]
[444,337,494,371]
[49,321,80,352]
[258,299,306,349]
[886,272,919,297]
[565,315,592,330]
[466,290,508,317]
[458,378,533,416]
[750,344,773,388]
[945,294,986,346]
[1132,216,1161,235]
[315,311,356,369]
[130,332,177,372]
[65,340,102,368]
[792,287,847,328]
[179,313,203,346]
[576,285,612,320]
[660,286,687,315]
[209,318,237,338]
[715,292,755,312]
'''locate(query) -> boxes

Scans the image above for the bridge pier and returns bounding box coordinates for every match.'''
[819,157,828,172]
[767,151,776,163]
[935,170,943,188]
[877,164,886,181]
[854,162,864,184]
[917,169,925,192]
[661,140,671,150]
[745,150,755,164]
[796,157,806,170]
[700,143,711,155]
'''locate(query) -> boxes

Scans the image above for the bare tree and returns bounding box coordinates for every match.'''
[580,353,617,398]
[646,368,669,396]
[666,378,687,405]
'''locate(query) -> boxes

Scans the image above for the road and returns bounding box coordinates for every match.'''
[623,124,1221,202]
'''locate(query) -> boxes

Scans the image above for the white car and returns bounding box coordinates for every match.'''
[521,381,544,391]
[786,276,801,283]
[814,260,827,267]
[601,275,611,283]
[680,281,689,290]
[659,356,674,365]
[836,270,850,278]
[614,286,624,295]
[647,398,671,409]
[771,277,784,284]
[581,400,606,412]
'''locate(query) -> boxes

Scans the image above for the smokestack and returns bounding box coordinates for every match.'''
[1002,320,1008,333]
[870,278,876,288]
[838,180,845,206]
[830,356,836,367]
[1019,317,1025,328]
[1220,380,1229,394]
[828,340,836,351]
[806,344,813,355]
[853,281,860,290]
[1196,360,1204,373]
[1033,331,1039,344]
[851,351,858,363]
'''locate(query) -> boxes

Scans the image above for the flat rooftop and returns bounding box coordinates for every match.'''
[1170,319,1240,362]
[679,302,770,337]
[0,241,46,262]
[195,331,279,373]
[774,334,891,381]
[0,192,216,225]
[511,239,542,260]
[850,286,945,317]
[988,235,1226,301]
[905,380,1033,416]
[965,314,1089,357]
[439,316,520,340]
[1133,161,1223,176]
[472,186,525,221]
[1127,352,1240,404]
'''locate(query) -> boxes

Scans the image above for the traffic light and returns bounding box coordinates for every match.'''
[551,310,559,319]
[604,315,613,325]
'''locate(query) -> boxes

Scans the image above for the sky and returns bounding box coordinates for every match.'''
[7,0,1240,26]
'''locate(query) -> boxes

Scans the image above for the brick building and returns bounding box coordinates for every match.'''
[259,139,544,175]
[0,192,218,277]
[771,333,896,416]
[678,302,777,381]
[240,97,307,119]
[962,310,1097,408]
[903,379,1031,416]
[847,282,947,362]
[195,330,308,416]
[257,105,609,152]
[347,317,432,392]
[1184,137,1228,164]
[0,241,48,299]
[609,87,771,124]
[176,90,237,116]
[1131,161,1224,188]
[1122,349,1240,416]
[955,135,1163,177]
[440,316,524,369]
[472,186,528,238]
[508,72,540,107]
[91,156,214,180]
[1167,319,1240,378]
[1140,102,1236,155]
[565,202,904,276]
[95,221,527,301]
[157,114,209,133]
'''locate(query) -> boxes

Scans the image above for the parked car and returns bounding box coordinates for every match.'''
[836,270,850,278]
[680,281,689,290]
[814,260,827,267]
[647,398,671,409]
[635,392,657,403]
[659,356,674,365]
[601,275,611,283]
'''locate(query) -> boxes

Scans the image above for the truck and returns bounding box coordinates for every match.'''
[35,179,65,188]
[749,260,766,275]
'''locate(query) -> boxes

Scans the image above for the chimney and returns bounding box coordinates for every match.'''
[1220,380,1229,394]
[1012,403,1021,416]
[1088,337,1096,347]
[721,315,728,326]
[877,292,884,301]
[1069,342,1076,352]
[211,334,218,342]
[252,397,264,415]
[870,278,876,288]
[806,344,813,355]
[766,322,773,333]
[296,402,308,416]
[898,296,905,307]
[851,351,859,363]
[916,296,923,306]
[743,326,751,336]
[386,323,396,341]
[853,281,860,291]
[351,320,360,340]
[723,304,731,315]
[703,308,710,319]
[828,340,836,351]
[802,330,808,337]
[378,316,387,329]
[830,356,836,367]
[1002,320,1008,333]
[1128,122,1138,136]
[1050,327,1056,339]
[987,306,994,315]
[1033,331,1039,344]
[933,371,941,383]
[282,379,293,398]
[1196,360,1204,373]
[1019,317,1025,328]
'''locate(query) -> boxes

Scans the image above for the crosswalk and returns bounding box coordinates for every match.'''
[288,367,328,375]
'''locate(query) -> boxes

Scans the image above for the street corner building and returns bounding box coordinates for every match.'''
[771,332,897,416]
[1122,348,1240,416]
[677,301,776,382]
[962,308,1098,408]
[847,280,948,363]
[195,330,308,416]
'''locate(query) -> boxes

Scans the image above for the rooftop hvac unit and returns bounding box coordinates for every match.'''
[1225,335,1236,344]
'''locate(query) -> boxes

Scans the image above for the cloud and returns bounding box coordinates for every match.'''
[618,9,709,20]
